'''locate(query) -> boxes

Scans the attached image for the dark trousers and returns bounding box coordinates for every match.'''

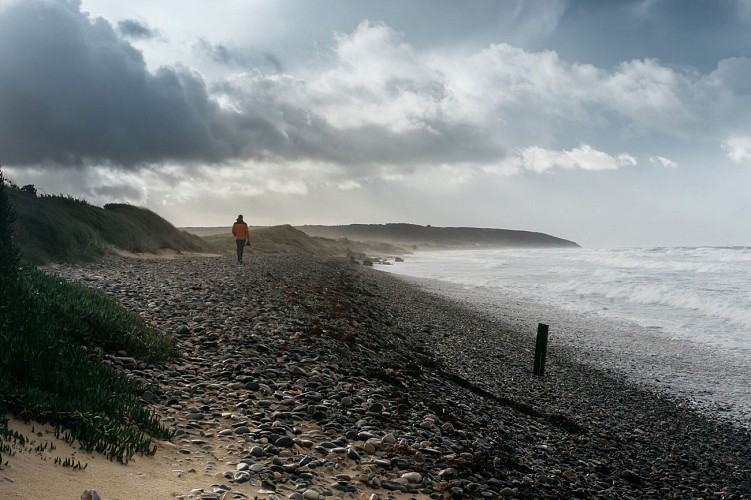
[236,240,246,262]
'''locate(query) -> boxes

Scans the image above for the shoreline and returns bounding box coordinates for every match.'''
[2,254,751,498]
[379,268,751,429]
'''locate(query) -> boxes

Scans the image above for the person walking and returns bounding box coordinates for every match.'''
[232,215,250,264]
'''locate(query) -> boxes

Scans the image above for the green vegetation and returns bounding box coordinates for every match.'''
[199,224,409,258]
[6,183,215,264]
[1,169,177,465]
[202,224,336,256]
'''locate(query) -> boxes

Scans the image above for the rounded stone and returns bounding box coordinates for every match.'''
[275,436,294,448]
[402,472,423,483]
[381,433,397,445]
[368,402,384,413]
[381,480,408,492]
[234,471,251,483]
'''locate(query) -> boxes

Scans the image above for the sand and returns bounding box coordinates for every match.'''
[1,414,418,500]
[0,416,263,500]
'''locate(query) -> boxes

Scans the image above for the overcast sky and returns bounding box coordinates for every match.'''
[1,0,750,247]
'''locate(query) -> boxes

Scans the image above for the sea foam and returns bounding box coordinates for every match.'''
[380,246,751,426]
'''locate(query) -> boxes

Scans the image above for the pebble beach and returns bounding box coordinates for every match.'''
[21,254,751,498]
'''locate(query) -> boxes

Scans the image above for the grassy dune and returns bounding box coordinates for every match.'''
[7,187,215,264]
[1,173,177,466]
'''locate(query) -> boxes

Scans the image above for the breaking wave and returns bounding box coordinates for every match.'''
[383,246,751,355]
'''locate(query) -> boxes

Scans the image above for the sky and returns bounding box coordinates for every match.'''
[1,0,750,248]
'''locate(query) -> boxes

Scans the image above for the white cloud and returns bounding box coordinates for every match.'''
[722,137,751,163]
[434,43,602,130]
[301,20,445,132]
[617,154,638,166]
[292,25,749,168]
[649,156,678,168]
[602,59,696,135]
[508,144,638,173]
[333,20,416,83]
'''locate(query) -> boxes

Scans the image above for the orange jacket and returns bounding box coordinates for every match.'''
[232,222,249,241]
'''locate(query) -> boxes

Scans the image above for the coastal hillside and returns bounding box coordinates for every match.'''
[6,185,213,263]
[297,223,580,249]
[193,224,409,258]
[200,224,335,257]
[5,182,579,265]
[5,183,408,263]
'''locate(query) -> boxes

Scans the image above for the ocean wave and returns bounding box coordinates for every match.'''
[384,247,751,350]
[548,279,751,329]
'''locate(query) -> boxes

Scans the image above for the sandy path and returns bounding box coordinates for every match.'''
[1,416,263,500]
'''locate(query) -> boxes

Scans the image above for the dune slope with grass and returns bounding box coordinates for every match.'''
[1,170,178,472]
[6,185,215,264]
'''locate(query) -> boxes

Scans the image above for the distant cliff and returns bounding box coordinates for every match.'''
[297,223,580,249]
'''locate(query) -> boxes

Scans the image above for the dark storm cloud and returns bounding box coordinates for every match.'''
[0,0,276,167]
[216,75,505,171]
[90,183,144,202]
[117,19,158,40]
[0,0,505,171]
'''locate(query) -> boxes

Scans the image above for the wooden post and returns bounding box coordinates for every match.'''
[533,323,549,376]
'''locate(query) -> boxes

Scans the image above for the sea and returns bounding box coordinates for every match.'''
[379,246,751,428]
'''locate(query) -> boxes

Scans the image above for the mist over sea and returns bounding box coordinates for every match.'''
[380,246,751,427]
